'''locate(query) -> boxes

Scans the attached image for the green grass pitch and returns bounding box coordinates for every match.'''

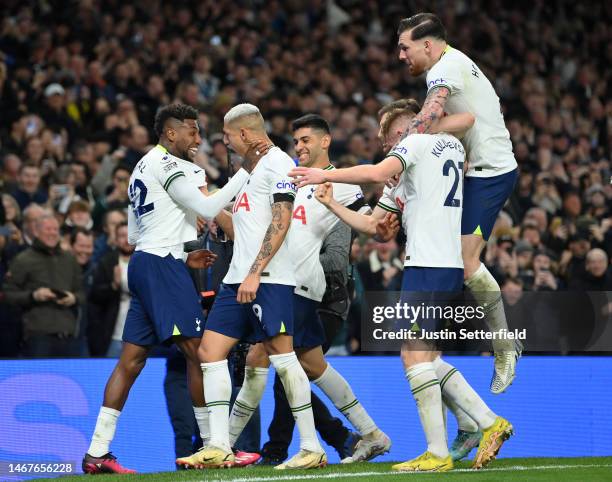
[37,457,612,482]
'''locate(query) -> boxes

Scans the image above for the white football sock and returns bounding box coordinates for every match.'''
[313,363,377,436]
[434,357,496,430]
[88,406,120,457]
[432,357,479,433]
[202,360,232,451]
[193,406,210,445]
[406,362,448,459]
[229,366,269,447]
[269,352,323,453]
[465,263,513,352]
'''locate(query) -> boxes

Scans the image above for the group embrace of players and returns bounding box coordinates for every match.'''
[82,13,522,474]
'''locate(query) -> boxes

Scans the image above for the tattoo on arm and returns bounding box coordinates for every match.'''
[249,201,293,274]
[405,86,450,136]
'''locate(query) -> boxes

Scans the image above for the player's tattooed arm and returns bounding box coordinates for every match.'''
[248,200,293,275]
[405,86,450,136]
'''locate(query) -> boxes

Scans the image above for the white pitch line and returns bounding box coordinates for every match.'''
[196,463,612,482]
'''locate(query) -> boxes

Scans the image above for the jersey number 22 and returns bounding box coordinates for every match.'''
[129,179,155,218]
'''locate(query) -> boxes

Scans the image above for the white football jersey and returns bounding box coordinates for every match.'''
[289,166,365,301]
[425,46,517,178]
[223,147,298,286]
[384,133,465,269]
[128,145,205,254]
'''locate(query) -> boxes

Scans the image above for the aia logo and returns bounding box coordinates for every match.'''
[395,196,405,211]
[233,192,250,213]
[293,205,306,225]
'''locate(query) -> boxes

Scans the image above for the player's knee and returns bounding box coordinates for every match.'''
[246,345,269,368]
[197,344,217,363]
[121,357,147,378]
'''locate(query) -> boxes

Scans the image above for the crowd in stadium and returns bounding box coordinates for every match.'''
[0,0,610,358]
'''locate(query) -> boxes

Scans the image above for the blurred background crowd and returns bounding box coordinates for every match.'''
[0,0,610,358]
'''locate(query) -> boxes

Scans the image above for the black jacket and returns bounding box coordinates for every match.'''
[87,249,121,356]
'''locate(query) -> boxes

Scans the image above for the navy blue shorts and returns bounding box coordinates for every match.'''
[461,169,518,240]
[399,267,464,332]
[293,294,326,349]
[205,283,294,343]
[124,251,204,346]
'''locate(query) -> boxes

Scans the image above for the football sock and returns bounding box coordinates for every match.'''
[193,406,210,445]
[88,406,120,457]
[432,357,479,433]
[270,352,323,453]
[313,363,377,436]
[465,263,514,352]
[434,356,496,430]
[228,366,269,447]
[406,362,448,458]
[201,360,232,451]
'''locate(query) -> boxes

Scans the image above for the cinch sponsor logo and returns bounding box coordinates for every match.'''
[427,78,446,88]
[276,181,297,191]
[393,146,408,155]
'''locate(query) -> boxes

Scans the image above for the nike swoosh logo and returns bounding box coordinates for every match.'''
[194,170,202,174]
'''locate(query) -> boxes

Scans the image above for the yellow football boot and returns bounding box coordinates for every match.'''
[472,416,513,469]
[273,449,327,470]
[392,451,453,472]
[176,445,235,469]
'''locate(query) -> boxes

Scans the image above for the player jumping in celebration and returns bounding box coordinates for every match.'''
[176,104,327,470]
[225,114,392,464]
[396,13,521,393]
[290,103,513,472]
[82,104,255,474]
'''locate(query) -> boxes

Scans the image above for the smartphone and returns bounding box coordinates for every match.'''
[50,288,69,299]
[53,184,70,197]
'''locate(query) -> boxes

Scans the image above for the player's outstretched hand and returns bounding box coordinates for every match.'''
[186,249,218,269]
[375,212,400,242]
[315,183,334,206]
[288,166,326,188]
[237,273,260,304]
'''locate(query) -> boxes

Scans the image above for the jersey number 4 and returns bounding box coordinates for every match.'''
[443,159,463,207]
[293,205,306,224]
[129,179,155,218]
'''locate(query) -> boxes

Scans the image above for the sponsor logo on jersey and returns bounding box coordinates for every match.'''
[163,161,178,172]
[427,78,447,89]
[233,192,251,212]
[276,180,297,192]
[393,146,408,155]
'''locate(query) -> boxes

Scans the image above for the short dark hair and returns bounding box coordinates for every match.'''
[70,226,93,245]
[154,104,199,138]
[378,99,421,120]
[112,164,131,178]
[397,13,447,42]
[291,114,330,135]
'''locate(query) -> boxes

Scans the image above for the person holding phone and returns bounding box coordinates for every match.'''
[3,213,86,357]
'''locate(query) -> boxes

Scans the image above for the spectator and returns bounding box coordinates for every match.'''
[87,221,133,357]
[357,238,403,292]
[11,163,48,211]
[91,164,131,229]
[36,83,79,143]
[3,214,85,357]
[568,248,612,291]
[1,153,22,192]
[91,208,127,265]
